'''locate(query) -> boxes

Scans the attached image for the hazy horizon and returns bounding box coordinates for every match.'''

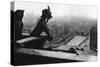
[14,1,97,35]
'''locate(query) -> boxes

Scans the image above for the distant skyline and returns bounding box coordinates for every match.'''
[14,1,97,19]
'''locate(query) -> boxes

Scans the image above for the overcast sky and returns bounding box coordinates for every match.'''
[14,1,97,19]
